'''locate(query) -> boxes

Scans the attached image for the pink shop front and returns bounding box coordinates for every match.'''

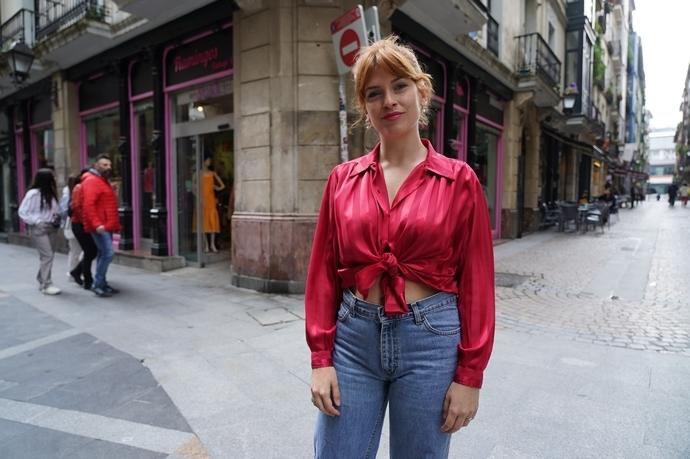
[72,23,234,266]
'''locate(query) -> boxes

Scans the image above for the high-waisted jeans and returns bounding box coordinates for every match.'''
[314,289,461,459]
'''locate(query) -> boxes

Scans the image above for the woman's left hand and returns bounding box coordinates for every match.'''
[441,382,479,433]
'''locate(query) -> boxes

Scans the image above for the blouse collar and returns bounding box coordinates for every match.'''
[349,139,455,180]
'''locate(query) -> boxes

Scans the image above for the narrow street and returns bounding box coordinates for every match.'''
[0,198,688,458]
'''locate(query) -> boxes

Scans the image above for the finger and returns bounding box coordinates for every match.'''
[442,394,450,420]
[331,380,341,409]
[441,410,459,432]
[312,393,326,414]
[320,391,339,417]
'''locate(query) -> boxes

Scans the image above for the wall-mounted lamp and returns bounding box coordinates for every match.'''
[7,41,35,86]
[563,83,579,113]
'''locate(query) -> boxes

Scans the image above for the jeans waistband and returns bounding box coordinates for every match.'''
[342,288,457,323]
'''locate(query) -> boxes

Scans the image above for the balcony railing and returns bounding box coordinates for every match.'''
[515,33,561,88]
[487,14,499,57]
[0,9,34,49]
[36,0,108,41]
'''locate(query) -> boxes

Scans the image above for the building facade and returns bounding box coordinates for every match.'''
[647,128,677,195]
[675,63,690,184]
[0,0,648,293]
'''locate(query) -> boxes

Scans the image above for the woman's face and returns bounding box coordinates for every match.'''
[363,66,424,140]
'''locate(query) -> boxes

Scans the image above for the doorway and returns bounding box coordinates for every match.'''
[175,130,233,267]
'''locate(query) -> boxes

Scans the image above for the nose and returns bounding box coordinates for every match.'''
[382,89,397,108]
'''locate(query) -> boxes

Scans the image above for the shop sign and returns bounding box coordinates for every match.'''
[166,28,233,87]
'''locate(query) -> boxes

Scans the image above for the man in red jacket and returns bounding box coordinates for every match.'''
[81,154,121,297]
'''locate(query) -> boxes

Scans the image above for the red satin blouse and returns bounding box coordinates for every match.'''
[305,140,495,388]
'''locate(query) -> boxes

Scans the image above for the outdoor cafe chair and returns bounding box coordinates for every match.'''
[558,202,579,232]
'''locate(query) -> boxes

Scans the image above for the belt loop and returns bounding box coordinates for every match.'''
[410,302,423,325]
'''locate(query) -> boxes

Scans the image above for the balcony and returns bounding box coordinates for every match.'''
[36,0,109,41]
[514,33,561,107]
[397,0,488,39]
[0,9,35,50]
[565,101,606,138]
[32,0,115,69]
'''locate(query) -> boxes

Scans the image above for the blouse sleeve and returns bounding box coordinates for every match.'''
[454,170,496,388]
[305,170,341,369]
[18,190,40,226]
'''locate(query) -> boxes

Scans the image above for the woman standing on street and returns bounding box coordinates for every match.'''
[18,169,62,295]
[305,36,495,458]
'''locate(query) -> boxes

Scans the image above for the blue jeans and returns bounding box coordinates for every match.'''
[91,231,113,289]
[314,289,461,459]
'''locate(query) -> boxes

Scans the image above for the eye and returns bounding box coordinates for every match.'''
[394,82,408,92]
[365,90,381,101]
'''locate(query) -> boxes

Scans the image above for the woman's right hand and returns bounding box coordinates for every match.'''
[310,367,341,416]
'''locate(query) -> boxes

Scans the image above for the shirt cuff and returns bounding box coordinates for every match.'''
[453,365,484,389]
[311,351,333,369]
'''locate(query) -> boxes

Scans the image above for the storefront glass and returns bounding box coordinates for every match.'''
[32,127,55,171]
[172,77,234,264]
[475,125,499,228]
[84,110,121,200]
[134,101,155,240]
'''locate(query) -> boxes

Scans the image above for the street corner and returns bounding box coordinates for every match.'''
[0,293,207,459]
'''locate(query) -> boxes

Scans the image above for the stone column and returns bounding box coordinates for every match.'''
[232,2,342,293]
[51,72,81,184]
[500,99,521,238]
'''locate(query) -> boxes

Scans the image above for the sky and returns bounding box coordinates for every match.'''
[632,0,690,130]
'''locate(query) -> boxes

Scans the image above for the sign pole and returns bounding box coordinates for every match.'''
[338,76,348,163]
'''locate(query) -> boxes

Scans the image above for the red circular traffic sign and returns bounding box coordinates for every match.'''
[339,28,361,68]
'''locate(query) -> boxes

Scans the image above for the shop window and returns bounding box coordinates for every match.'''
[475,125,500,228]
[174,78,233,124]
[84,110,122,200]
[32,127,54,170]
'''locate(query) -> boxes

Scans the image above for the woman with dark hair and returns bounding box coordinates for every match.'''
[69,168,98,290]
[18,168,62,295]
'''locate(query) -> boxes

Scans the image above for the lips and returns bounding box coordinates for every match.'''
[383,111,403,121]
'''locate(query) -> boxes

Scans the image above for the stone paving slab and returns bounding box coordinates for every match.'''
[0,419,166,459]
[0,297,72,349]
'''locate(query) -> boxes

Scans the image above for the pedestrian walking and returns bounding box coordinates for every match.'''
[81,155,121,297]
[69,169,98,290]
[668,182,679,207]
[679,182,689,207]
[17,169,62,295]
[305,36,495,459]
[59,174,83,284]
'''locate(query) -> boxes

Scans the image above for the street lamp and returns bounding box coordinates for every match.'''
[562,83,579,113]
[6,41,35,85]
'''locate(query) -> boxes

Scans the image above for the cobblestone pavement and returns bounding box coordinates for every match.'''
[494,199,690,356]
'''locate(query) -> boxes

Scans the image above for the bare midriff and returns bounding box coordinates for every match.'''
[354,275,439,306]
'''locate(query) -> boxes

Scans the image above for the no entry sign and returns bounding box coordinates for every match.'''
[331,6,368,75]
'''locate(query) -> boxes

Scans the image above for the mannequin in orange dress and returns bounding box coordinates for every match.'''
[198,155,225,252]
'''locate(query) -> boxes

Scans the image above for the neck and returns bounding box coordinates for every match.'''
[378,130,427,167]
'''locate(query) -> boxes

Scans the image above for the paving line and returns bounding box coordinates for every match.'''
[0,398,196,455]
[0,329,82,361]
